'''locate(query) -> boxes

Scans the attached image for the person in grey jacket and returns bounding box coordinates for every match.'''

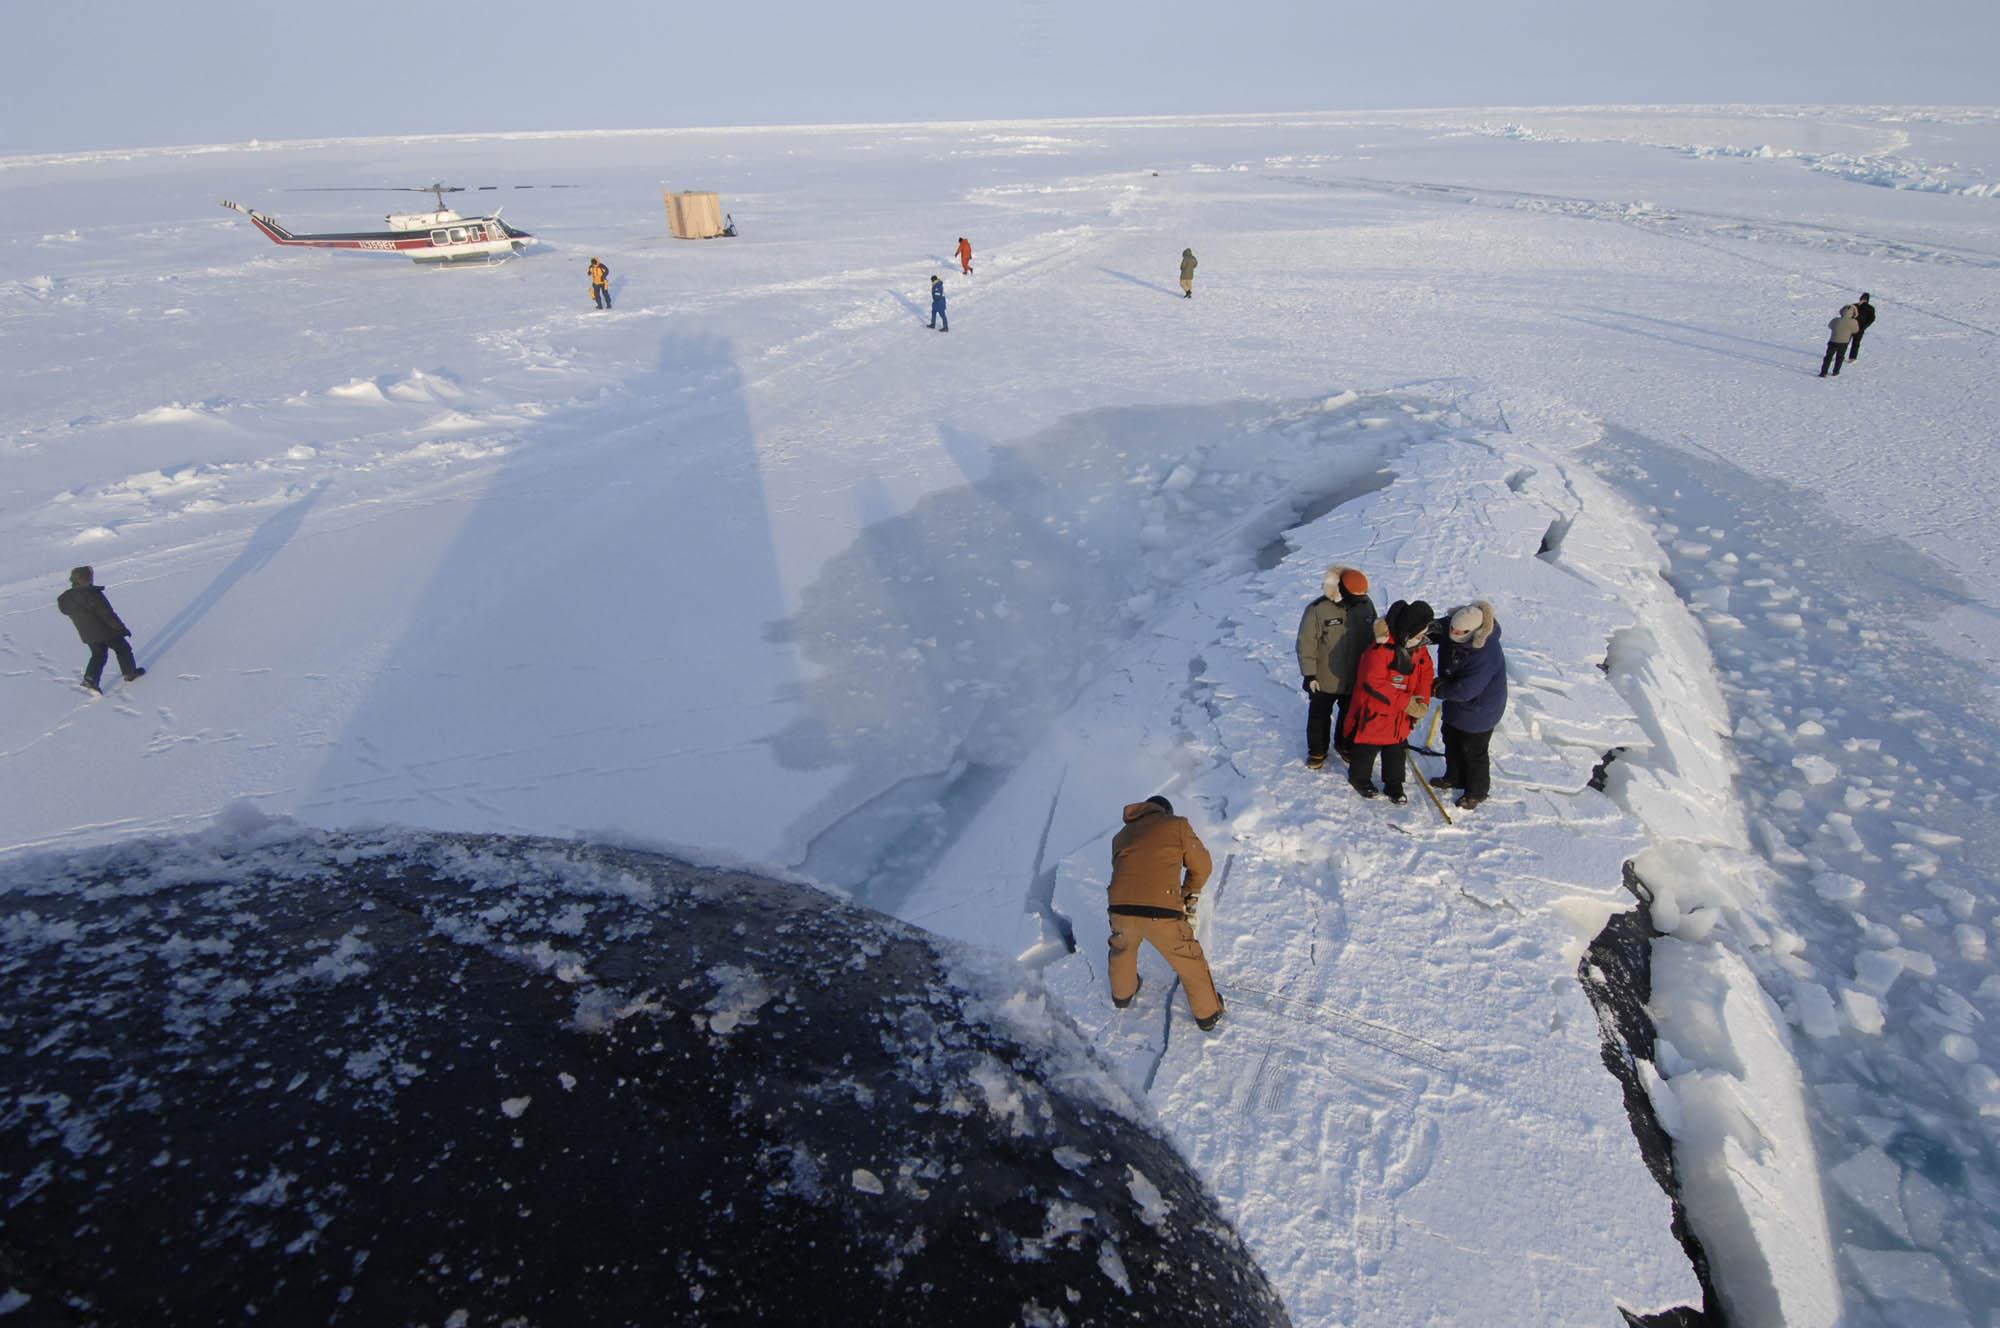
[1296,564,1377,768]
[1820,304,1859,377]
[57,566,144,694]
[1179,248,1197,298]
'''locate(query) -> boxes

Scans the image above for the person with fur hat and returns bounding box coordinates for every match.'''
[1849,293,1876,359]
[1820,304,1859,377]
[1429,601,1506,810]
[1106,795,1225,1031]
[1342,600,1435,803]
[1295,564,1378,769]
[56,566,144,695]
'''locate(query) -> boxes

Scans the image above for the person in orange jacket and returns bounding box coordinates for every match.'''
[955,236,973,275]
[1342,599,1435,803]
[587,257,611,310]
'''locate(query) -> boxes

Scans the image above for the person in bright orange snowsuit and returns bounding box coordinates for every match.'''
[955,237,973,275]
[587,258,611,310]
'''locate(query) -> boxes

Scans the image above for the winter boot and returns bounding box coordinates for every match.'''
[1429,774,1460,789]
[1306,753,1326,770]
[1349,780,1379,800]
[1113,976,1143,1010]
[122,667,146,683]
[1385,789,1408,805]
[1196,998,1225,1032]
[80,677,102,695]
[1455,794,1485,811]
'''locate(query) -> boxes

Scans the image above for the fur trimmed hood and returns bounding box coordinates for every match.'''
[1450,600,1498,649]
[1322,563,1369,601]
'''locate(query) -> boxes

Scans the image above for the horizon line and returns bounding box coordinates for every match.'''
[6,101,1996,172]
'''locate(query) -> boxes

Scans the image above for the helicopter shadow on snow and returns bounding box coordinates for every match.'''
[297,330,796,833]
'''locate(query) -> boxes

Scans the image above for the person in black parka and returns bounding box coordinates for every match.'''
[1849,293,1876,360]
[58,566,144,694]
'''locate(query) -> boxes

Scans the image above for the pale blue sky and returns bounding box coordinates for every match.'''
[5,0,1994,152]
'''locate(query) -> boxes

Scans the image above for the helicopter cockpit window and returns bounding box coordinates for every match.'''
[466,225,486,243]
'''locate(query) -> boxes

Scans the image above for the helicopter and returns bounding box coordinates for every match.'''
[218,183,567,263]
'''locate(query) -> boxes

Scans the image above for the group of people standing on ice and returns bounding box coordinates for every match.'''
[1296,565,1507,810]
[1100,564,1511,1036]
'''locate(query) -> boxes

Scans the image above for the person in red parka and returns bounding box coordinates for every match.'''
[955,236,973,275]
[1342,599,1435,803]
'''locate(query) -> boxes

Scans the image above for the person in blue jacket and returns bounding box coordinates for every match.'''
[1428,600,1506,809]
[928,275,949,332]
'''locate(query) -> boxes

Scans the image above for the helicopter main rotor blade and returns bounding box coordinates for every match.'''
[283,185,576,193]
[282,186,467,194]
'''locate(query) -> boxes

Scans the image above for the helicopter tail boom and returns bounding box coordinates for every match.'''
[219,199,299,244]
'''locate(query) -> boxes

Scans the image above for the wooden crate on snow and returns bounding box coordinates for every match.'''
[664,190,726,239]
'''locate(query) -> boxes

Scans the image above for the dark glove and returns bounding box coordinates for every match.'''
[1302,677,1318,695]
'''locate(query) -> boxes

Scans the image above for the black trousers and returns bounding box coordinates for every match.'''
[1306,690,1355,758]
[1347,741,1407,794]
[85,638,137,686]
[1819,340,1848,376]
[592,283,611,309]
[1442,723,1493,797]
[1848,326,1865,358]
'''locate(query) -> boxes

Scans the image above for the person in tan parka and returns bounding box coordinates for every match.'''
[587,258,612,310]
[1107,795,1224,1031]
[1820,304,1858,377]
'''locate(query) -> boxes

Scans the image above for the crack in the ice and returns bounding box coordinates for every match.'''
[1026,765,1074,957]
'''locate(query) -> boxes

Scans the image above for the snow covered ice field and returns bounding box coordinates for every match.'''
[4,106,2000,1324]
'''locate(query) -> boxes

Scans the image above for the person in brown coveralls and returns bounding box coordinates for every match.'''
[1107,795,1225,1031]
